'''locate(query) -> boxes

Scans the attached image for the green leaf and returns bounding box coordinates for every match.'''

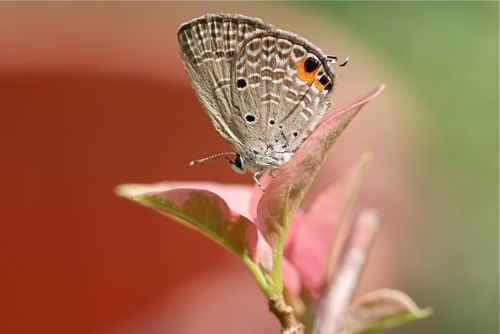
[343,289,432,334]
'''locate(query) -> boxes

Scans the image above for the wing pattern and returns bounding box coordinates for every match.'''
[177,14,270,146]
[232,30,335,160]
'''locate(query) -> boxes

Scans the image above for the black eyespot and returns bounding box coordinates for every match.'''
[237,78,247,89]
[269,119,275,125]
[304,57,320,73]
[234,154,243,169]
[279,125,283,129]
[245,114,256,123]
[319,75,329,86]
[293,132,298,137]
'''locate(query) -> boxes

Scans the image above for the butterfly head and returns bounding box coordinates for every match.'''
[228,154,247,174]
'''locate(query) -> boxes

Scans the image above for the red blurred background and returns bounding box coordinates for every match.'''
[0,3,425,334]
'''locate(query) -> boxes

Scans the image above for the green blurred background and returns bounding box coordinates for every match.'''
[309,2,498,333]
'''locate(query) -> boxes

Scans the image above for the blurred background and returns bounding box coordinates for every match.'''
[0,2,497,334]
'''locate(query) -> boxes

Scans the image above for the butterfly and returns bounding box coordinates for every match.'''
[177,13,347,190]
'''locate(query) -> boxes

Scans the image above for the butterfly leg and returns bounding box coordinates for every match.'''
[269,167,280,179]
[252,172,266,192]
[254,161,280,179]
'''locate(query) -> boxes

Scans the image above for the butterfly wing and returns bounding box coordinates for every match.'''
[177,13,270,148]
[231,30,335,164]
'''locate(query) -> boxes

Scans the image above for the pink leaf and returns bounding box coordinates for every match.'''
[257,85,385,247]
[117,182,259,262]
[116,182,303,296]
[286,153,372,297]
[117,182,254,219]
[343,289,432,334]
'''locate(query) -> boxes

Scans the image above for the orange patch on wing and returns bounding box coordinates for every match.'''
[314,79,326,91]
[296,58,320,84]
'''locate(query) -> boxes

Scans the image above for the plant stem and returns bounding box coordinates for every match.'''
[270,186,291,296]
[242,256,272,297]
[268,295,305,334]
[271,229,285,295]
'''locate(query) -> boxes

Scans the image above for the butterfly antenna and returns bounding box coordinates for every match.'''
[327,55,349,67]
[189,152,236,166]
